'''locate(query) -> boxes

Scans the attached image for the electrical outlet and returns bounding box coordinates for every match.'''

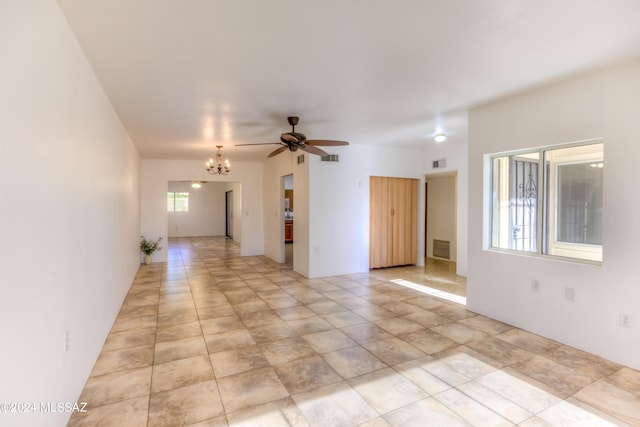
[620,313,632,328]
[531,280,540,293]
[564,287,575,302]
[64,330,70,353]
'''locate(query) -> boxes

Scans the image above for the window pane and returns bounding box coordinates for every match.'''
[557,163,603,244]
[491,152,539,252]
[174,192,189,212]
[167,192,174,212]
[544,142,603,261]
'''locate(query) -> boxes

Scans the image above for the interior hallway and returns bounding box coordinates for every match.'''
[68,236,640,426]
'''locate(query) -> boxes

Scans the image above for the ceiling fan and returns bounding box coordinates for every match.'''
[236,116,349,158]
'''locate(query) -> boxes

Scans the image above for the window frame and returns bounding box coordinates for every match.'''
[487,139,603,265]
[167,191,190,212]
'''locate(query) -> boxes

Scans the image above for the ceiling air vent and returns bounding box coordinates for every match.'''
[432,158,447,169]
[321,154,339,162]
[297,154,305,164]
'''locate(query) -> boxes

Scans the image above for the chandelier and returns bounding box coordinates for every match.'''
[206,145,230,175]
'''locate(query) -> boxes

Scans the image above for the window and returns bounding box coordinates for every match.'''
[167,192,189,212]
[489,141,603,262]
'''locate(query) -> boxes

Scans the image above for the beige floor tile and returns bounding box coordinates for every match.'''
[394,357,452,395]
[204,329,256,353]
[209,345,270,378]
[67,396,149,427]
[286,316,335,335]
[383,397,470,427]
[73,237,639,427]
[400,328,458,354]
[348,367,428,414]
[607,367,640,397]
[247,321,299,343]
[225,397,310,427]
[456,381,532,424]
[434,345,498,379]
[148,380,224,427]
[154,335,208,364]
[362,337,426,366]
[274,355,343,394]
[151,355,214,393]
[323,346,388,378]
[574,379,640,425]
[79,366,152,406]
[544,345,622,379]
[341,322,394,344]
[465,336,534,367]
[200,315,244,335]
[494,328,560,353]
[110,314,157,333]
[292,381,379,426]
[302,329,357,354]
[434,388,513,426]
[238,310,283,327]
[431,322,489,345]
[535,398,634,427]
[217,367,289,414]
[477,368,564,414]
[511,355,599,395]
[458,315,513,335]
[102,327,156,351]
[91,345,154,376]
[321,310,368,328]
[372,316,423,335]
[156,321,203,343]
[259,337,317,365]
[196,304,237,320]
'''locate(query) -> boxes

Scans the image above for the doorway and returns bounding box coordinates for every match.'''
[424,173,457,262]
[225,190,233,239]
[283,174,294,265]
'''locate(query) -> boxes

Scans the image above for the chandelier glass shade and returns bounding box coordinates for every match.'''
[206,145,230,175]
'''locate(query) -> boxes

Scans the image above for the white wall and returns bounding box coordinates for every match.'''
[425,175,457,261]
[141,159,263,259]
[468,59,640,370]
[308,144,425,278]
[0,1,140,425]
[167,181,226,237]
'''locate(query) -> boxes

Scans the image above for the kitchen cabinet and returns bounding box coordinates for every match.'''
[285,220,293,243]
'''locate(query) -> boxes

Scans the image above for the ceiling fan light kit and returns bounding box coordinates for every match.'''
[236,116,349,158]
[206,145,230,175]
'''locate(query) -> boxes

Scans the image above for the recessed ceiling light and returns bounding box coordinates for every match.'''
[434,133,447,143]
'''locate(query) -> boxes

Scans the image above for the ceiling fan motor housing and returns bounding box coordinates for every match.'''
[280,132,307,146]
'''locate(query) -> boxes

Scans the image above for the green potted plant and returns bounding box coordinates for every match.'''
[140,236,162,265]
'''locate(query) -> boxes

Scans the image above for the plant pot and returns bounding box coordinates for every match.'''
[144,254,152,265]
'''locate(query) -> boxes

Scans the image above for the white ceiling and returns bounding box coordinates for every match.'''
[57,0,640,162]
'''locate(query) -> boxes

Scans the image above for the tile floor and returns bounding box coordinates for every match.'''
[68,236,640,426]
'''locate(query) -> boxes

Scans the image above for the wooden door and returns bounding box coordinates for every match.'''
[369,176,390,268]
[369,176,418,268]
[391,178,418,266]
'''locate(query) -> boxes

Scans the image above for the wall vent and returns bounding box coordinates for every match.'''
[433,239,451,259]
[432,158,447,168]
[321,154,339,162]
[297,154,305,164]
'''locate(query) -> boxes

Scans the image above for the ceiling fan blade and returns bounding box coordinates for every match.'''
[300,145,329,156]
[267,146,289,157]
[280,133,299,143]
[235,143,281,146]
[305,139,349,146]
